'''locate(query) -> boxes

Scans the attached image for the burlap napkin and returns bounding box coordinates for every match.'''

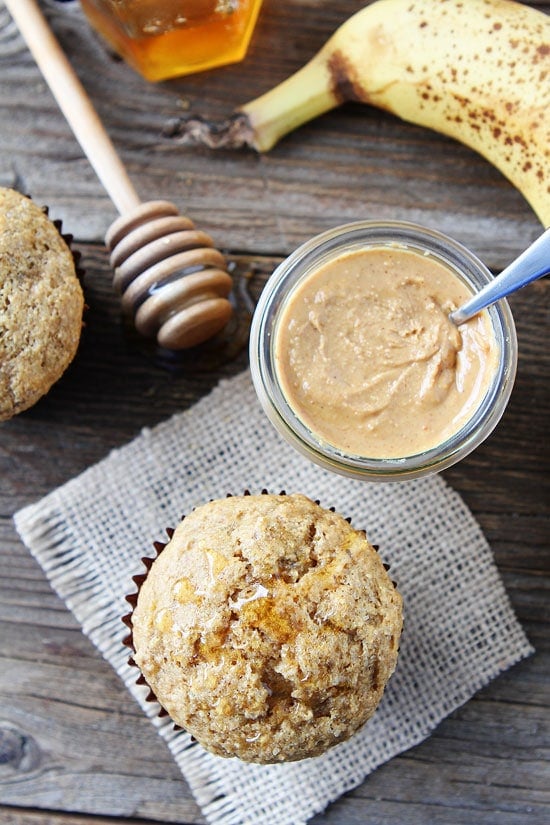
[14,369,532,825]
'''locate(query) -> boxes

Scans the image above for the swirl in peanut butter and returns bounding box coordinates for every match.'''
[275,247,499,459]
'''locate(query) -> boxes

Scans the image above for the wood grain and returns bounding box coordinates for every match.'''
[0,813,169,825]
[0,1,549,824]
[0,0,545,267]
[0,250,548,824]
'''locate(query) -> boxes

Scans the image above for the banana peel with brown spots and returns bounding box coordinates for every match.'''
[174,0,549,226]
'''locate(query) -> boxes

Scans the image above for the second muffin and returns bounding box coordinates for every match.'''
[129,493,403,763]
[0,187,84,421]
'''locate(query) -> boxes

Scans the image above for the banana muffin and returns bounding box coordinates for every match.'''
[129,492,403,763]
[0,188,84,421]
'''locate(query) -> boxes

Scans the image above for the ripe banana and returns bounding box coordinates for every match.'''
[182,0,549,226]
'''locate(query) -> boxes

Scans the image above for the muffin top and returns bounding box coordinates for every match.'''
[0,187,84,421]
[131,493,403,763]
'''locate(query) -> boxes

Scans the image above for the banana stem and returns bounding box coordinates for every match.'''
[240,55,340,152]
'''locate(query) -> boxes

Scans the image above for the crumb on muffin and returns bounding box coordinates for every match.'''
[130,493,403,763]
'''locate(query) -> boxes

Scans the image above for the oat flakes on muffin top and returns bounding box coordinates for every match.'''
[130,493,403,763]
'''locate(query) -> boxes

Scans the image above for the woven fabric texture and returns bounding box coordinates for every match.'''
[14,369,532,825]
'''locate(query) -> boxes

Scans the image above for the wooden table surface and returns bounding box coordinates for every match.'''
[0,1,548,823]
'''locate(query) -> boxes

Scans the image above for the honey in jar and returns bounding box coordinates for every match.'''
[80,0,264,81]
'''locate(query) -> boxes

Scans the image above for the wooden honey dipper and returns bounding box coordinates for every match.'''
[5,0,233,350]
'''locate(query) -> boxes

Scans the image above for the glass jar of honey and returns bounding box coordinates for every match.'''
[80,0,264,81]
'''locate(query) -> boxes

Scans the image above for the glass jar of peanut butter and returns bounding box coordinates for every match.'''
[80,0,264,81]
[249,221,517,481]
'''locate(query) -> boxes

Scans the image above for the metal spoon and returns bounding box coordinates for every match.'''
[450,227,550,325]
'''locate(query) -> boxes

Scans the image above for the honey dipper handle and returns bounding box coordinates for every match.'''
[4,0,141,215]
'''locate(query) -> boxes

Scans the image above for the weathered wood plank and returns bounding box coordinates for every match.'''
[0,248,548,823]
[0,1,546,267]
[0,244,547,509]
[0,528,204,822]
[0,812,173,825]
[1,1,549,823]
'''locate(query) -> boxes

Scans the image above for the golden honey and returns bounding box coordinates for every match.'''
[80,0,264,81]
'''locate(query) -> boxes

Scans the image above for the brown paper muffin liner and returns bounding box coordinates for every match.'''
[47,211,86,286]
[122,528,175,722]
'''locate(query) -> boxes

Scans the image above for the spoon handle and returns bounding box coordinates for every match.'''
[450,228,550,324]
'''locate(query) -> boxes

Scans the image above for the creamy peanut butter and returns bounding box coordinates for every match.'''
[275,246,499,459]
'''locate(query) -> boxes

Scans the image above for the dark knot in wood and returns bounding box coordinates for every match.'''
[0,722,41,772]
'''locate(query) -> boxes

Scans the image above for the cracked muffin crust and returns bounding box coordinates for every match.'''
[0,187,84,421]
[130,493,403,763]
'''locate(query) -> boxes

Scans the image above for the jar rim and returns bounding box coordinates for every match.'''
[249,220,518,481]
